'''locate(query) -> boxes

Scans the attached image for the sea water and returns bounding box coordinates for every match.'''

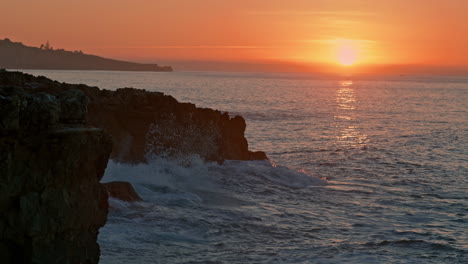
[23,70,467,263]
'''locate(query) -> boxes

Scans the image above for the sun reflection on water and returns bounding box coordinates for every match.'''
[339,80,353,87]
[336,81,356,110]
[334,80,369,148]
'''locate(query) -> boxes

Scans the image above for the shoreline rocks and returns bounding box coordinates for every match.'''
[0,69,268,163]
[0,81,112,263]
[0,69,268,263]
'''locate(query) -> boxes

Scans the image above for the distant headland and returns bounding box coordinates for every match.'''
[0,38,173,72]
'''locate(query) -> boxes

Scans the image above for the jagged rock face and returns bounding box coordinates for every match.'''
[56,89,89,123]
[0,70,268,262]
[0,82,112,263]
[86,87,267,163]
[0,70,268,163]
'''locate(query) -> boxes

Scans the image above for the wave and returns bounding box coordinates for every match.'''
[101,155,327,206]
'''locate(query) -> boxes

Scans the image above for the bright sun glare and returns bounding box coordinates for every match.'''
[337,43,357,66]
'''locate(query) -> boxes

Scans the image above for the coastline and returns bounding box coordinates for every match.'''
[0,38,173,72]
[0,69,266,263]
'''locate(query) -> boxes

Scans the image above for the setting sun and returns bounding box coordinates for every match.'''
[337,42,357,66]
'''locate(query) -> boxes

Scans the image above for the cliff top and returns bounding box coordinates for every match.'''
[0,70,268,163]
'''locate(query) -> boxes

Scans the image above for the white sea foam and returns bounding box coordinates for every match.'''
[102,155,215,191]
[102,155,327,200]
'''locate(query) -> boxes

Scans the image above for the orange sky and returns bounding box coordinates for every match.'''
[2,0,468,73]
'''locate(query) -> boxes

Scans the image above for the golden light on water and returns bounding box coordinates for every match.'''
[339,80,353,87]
[336,81,356,110]
[335,80,369,147]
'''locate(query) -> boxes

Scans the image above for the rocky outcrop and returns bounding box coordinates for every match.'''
[0,69,269,263]
[84,87,268,163]
[0,70,268,163]
[0,80,112,263]
[103,182,143,202]
[0,69,269,262]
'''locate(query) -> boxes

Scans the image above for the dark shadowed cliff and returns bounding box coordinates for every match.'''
[0,80,112,263]
[0,69,267,263]
[0,70,268,163]
[0,38,172,72]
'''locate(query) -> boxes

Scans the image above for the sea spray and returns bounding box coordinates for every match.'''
[101,155,327,202]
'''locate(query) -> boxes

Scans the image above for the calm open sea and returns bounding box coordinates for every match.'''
[24,70,467,263]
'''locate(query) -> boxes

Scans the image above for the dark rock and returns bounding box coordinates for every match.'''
[0,81,112,264]
[103,181,143,202]
[0,70,268,163]
[249,151,269,160]
[86,88,268,163]
[56,89,88,124]
[0,94,20,130]
[21,92,61,131]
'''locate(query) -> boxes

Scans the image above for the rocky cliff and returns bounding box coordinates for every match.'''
[0,70,268,163]
[0,69,267,262]
[0,78,112,263]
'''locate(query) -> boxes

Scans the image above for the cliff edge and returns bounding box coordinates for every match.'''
[0,70,268,163]
[0,69,267,262]
[0,78,112,263]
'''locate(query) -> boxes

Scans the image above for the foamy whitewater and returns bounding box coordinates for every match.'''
[24,70,467,263]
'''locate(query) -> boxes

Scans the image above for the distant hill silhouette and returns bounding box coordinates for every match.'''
[0,38,172,72]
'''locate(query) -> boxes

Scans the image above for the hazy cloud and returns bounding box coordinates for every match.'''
[96,45,285,49]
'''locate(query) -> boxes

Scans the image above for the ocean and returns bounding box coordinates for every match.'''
[23,70,467,263]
